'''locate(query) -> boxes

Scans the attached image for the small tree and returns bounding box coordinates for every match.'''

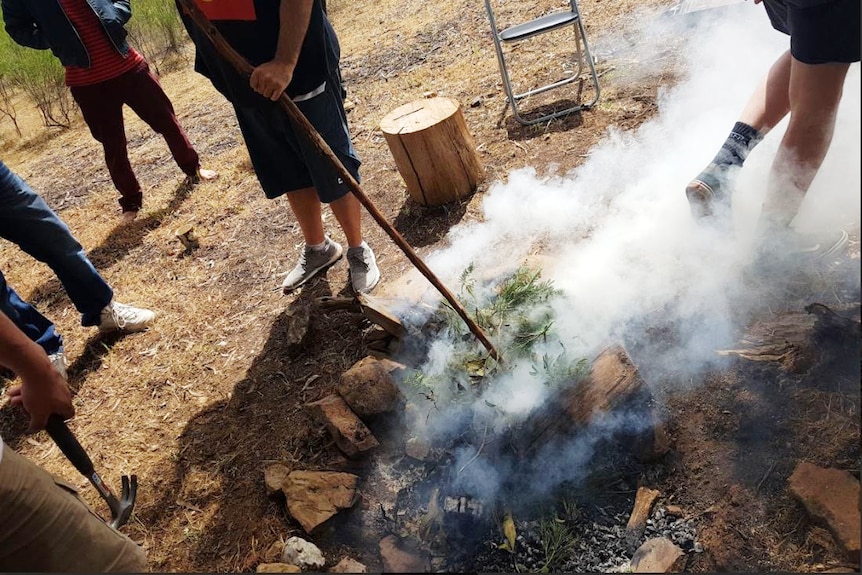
[0,75,22,137]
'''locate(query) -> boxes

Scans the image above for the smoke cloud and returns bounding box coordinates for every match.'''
[399,4,861,503]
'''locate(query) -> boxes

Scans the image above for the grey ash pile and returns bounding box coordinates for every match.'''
[449,505,701,573]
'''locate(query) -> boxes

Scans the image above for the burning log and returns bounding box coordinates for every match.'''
[442,495,485,518]
[515,344,657,456]
[625,487,661,551]
[716,303,861,376]
[316,295,406,338]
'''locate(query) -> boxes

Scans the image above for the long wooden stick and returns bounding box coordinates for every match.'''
[176,0,501,361]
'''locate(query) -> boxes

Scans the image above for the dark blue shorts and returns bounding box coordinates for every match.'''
[763,0,861,64]
[233,73,361,203]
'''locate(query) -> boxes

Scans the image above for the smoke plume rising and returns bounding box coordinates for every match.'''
[399,3,861,502]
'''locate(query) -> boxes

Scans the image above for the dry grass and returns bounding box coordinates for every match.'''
[6,0,851,572]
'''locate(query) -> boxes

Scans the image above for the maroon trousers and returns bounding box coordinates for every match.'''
[70,60,199,212]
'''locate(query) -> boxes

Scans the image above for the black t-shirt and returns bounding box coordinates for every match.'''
[177,0,338,107]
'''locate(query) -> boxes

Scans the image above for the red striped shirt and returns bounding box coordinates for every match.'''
[59,0,143,87]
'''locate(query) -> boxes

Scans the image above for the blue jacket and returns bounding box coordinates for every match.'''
[1,0,132,68]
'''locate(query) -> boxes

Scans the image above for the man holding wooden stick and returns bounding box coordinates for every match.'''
[176,0,381,295]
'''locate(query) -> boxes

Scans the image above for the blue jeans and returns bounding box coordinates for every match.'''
[0,159,113,327]
[0,270,62,355]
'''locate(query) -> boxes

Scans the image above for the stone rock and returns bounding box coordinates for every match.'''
[264,463,291,499]
[631,537,686,573]
[306,394,379,458]
[405,436,431,461]
[282,470,359,533]
[281,536,325,570]
[285,302,312,346]
[329,557,367,573]
[376,357,408,379]
[665,504,685,518]
[379,534,427,573]
[788,462,861,562]
[626,487,661,550]
[338,356,403,418]
[256,563,301,573]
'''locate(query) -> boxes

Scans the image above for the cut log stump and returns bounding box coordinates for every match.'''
[380,97,484,206]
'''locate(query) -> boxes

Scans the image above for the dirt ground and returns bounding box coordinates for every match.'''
[0,0,859,572]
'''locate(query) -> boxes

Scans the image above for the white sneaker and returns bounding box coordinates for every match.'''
[98,301,156,333]
[347,241,380,294]
[48,351,67,380]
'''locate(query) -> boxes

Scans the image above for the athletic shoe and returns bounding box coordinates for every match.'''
[785,229,850,260]
[753,228,851,276]
[347,242,380,294]
[281,237,344,293]
[184,167,218,187]
[98,301,156,333]
[48,351,67,380]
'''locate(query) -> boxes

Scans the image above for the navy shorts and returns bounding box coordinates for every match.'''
[233,73,361,203]
[763,0,861,64]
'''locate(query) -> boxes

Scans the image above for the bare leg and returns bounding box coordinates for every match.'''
[739,50,793,134]
[328,193,363,248]
[686,51,793,219]
[760,56,850,228]
[285,187,326,245]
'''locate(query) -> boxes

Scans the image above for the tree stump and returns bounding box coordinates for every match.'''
[380,97,484,206]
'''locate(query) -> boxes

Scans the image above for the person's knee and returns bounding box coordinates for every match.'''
[789,59,850,112]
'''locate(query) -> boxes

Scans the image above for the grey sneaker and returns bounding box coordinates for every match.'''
[282,237,344,293]
[788,229,850,260]
[754,228,851,277]
[347,242,380,294]
[98,300,156,333]
[48,350,67,380]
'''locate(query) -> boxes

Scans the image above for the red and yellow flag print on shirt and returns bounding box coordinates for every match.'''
[194,0,257,20]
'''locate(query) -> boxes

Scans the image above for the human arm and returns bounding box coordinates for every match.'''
[0,0,50,50]
[0,311,74,432]
[249,0,315,101]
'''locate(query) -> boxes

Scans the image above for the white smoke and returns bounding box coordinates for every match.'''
[401,4,861,500]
